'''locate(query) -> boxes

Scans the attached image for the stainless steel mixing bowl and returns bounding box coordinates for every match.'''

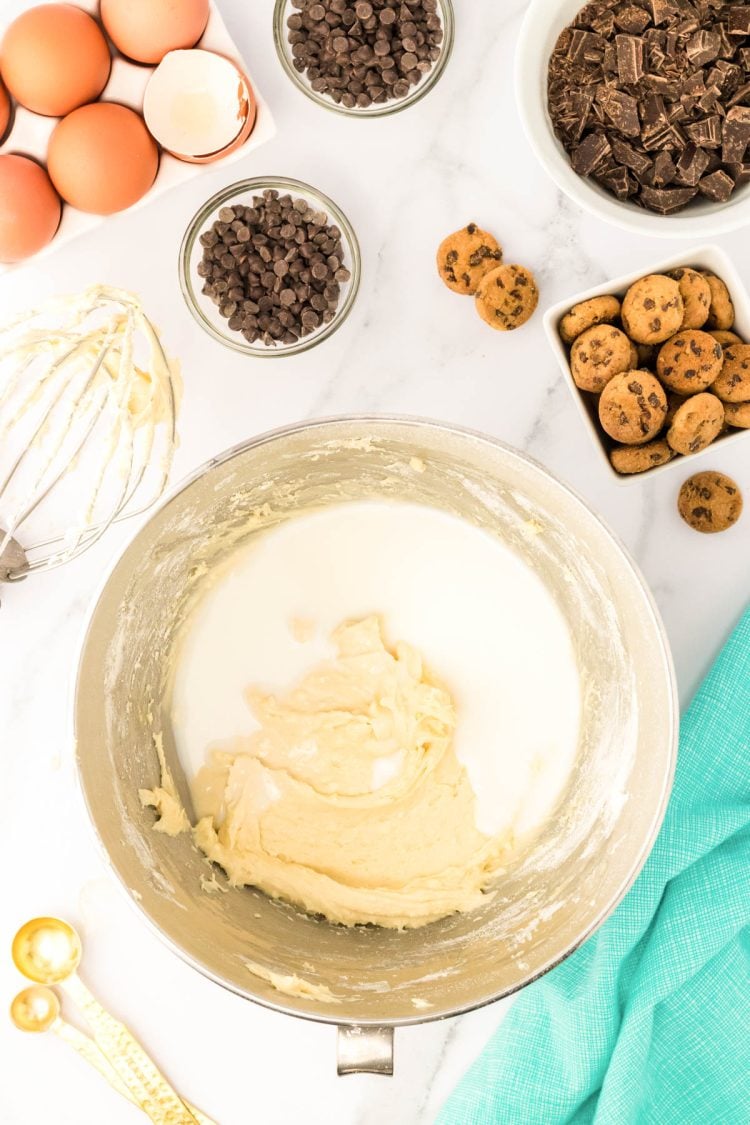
[75,417,677,1073]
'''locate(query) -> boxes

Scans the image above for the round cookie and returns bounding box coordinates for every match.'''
[475,264,539,332]
[724,401,750,428]
[702,274,735,330]
[621,275,684,345]
[559,295,620,345]
[570,325,633,392]
[671,267,711,330]
[711,343,750,403]
[709,329,742,348]
[656,330,723,394]
[666,393,724,455]
[678,471,743,534]
[437,224,503,295]
[610,439,674,475]
[598,370,667,444]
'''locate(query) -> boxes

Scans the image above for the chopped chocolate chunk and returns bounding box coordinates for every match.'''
[727,161,750,185]
[652,150,677,185]
[572,131,612,175]
[611,135,654,175]
[615,6,652,35]
[640,184,698,212]
[597,163,633,197]
[686,30,722,67]
[596,86,641,134]
[698,168,736,201]
[685,115,722,148]
[649,0,681,27]
[728,7,750,36]
[722,106,750,162]
[616,34,645,84]
[675,142,712,185]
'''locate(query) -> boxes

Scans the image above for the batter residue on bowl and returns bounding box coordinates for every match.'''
[144,499,582,929]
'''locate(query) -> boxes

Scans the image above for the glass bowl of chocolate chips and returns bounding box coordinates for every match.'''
[517,0,750,237]
[179,177,361,357]
[274,0,454,117]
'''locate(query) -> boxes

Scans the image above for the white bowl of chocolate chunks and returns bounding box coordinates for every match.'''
[516,0,750,237]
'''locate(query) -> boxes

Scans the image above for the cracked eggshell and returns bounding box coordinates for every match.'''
[143,49,256,164]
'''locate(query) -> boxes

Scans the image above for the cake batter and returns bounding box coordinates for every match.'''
[152,500,582,929]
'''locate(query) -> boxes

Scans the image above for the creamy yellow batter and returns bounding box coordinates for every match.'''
[145,616,515,929]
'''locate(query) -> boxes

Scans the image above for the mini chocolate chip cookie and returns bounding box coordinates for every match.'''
[598,370,667,444]
[570,325,633,392]
[475,264,539,332]
[711,343,750,403]
[666,393,724,455]
[678,471,743,534]
[621,275,684,345]
[610,439,674,475]
[671,267,711,330]
[559,295,621,345]
[437,224,503,295]
[708,330,742,348]
[702,274,735,330]
[656,330,724,394]
[724,401,750,428]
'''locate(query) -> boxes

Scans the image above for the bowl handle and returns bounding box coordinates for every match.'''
[337,1025,394,1076]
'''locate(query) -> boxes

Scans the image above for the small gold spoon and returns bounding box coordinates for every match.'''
[13,918,199,1125]
[10,986,214,1124]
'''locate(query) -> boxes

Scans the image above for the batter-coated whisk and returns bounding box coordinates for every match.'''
[0,286,178,582]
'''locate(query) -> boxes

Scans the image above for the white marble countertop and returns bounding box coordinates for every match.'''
[2,2,749,1123]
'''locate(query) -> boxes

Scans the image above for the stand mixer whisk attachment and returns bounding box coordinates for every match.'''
[0,285,179,583]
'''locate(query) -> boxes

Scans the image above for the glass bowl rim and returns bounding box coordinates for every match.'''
[272,0,455,119]
[179,175,362,358]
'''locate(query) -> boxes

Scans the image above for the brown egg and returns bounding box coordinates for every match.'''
[0,4,111,118]
[0,79,10,139]
[48,103,159,215]
[100,0,209,65]
[0,155,62,262]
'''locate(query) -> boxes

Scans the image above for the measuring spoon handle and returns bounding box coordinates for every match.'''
[62,973,199,1125]
[52,1016,215,1124]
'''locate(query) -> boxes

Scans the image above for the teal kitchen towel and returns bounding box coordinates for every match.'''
[439,608,750,1125]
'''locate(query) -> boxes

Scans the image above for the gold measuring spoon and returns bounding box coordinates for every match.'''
[12,918,199,1125]
[11,987,214,1124]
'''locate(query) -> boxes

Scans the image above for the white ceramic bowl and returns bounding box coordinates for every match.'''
[516,0,750,238]
[544,244,750,485]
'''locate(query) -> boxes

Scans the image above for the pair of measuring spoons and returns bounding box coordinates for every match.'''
[10,985,213,1123]
[12,917,211,1125]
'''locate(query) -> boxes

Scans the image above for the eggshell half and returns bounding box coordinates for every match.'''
[0,4,111,117]
[0,155,62,262]
[143,50,256,163]
[48,103,159,214]
[101,0,210,65]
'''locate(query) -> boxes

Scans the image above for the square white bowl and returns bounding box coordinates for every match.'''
[543,244,750,486]
[515,0,750,239]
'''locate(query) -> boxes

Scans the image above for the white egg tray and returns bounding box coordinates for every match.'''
[0,0,276,273]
